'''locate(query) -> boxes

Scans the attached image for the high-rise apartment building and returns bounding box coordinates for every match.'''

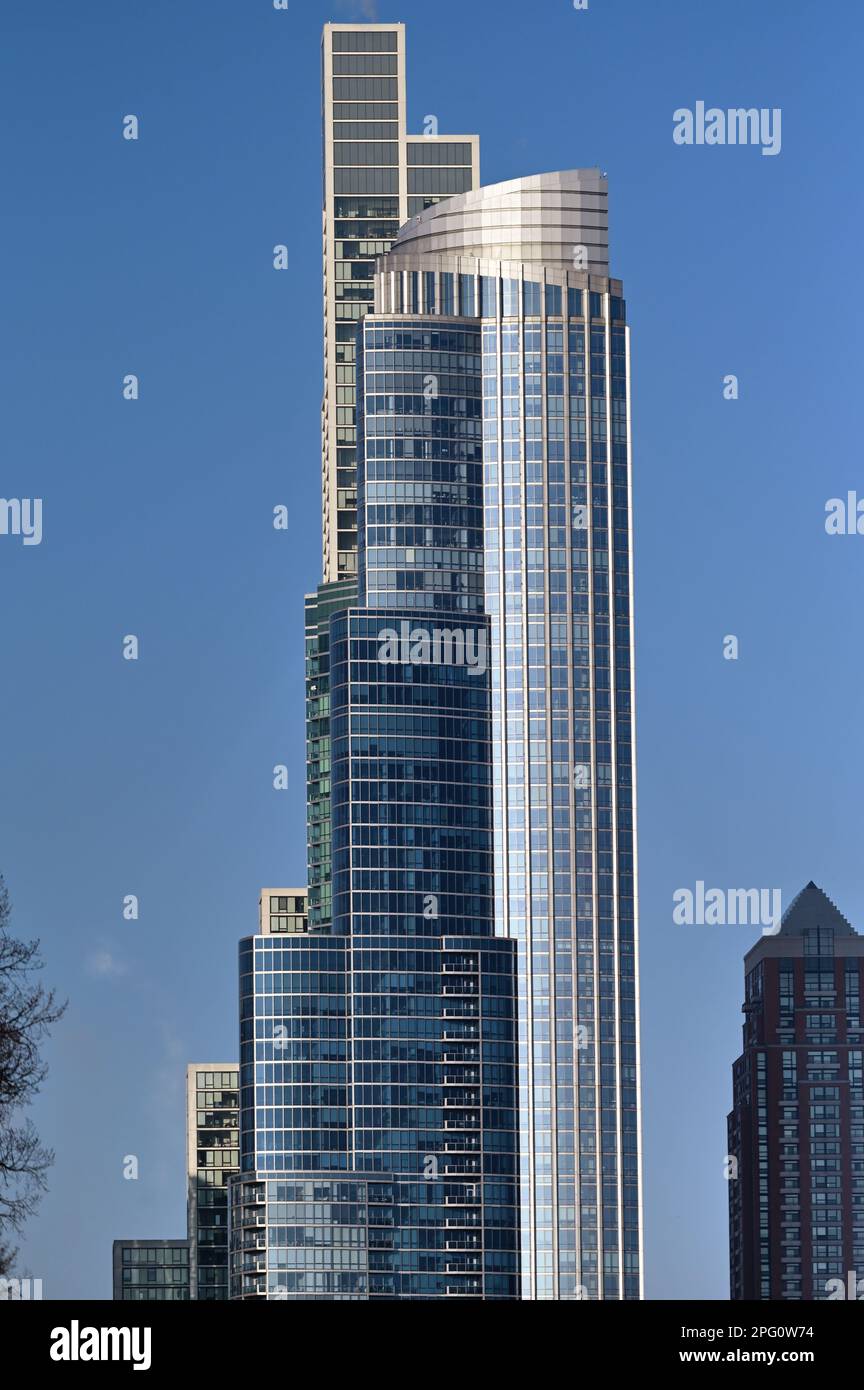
[111,22,645,1306]
[728,882,864,1300]
[361,172,643,1299]
[186,1064,239,1299]
[320,22,479,581]
[234,24,643,1303]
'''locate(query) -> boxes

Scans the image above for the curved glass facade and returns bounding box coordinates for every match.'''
[245,144,642,1299]
[479,279,640,1302]
[328,608,520,1297]
[330,609,493,937]
[357,321,484,615]
[236,594,519,1299]
[368,244,643,1300]
[238,934,351,1179]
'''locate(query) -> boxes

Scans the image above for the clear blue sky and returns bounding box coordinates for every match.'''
[1,0,861,1299]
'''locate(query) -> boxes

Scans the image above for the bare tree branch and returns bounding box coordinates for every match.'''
[0,876,65,1236]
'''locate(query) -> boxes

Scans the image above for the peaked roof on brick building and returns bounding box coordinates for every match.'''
[776,881,857,938]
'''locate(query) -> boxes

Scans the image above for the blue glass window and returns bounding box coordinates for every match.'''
[460,274,476,316]
[523,281,542,315]
[481,276,499,318]
[440,272,454,315]
[545,284,563,316]
[503,279,520,316]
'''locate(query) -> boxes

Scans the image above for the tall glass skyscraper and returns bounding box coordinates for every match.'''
[231,27,642,1302]
[367,172,644,1299]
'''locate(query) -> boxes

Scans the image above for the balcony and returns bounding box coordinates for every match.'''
[441,1159,481,1177]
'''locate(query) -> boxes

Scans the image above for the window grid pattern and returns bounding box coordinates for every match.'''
[189,1068,239,1300]
[115,1243,189,1302]
[321,24,480,580]
[361,268,641,1301]
[728,937,864,1300]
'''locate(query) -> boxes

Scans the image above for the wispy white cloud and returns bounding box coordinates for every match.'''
[86,949,128,979]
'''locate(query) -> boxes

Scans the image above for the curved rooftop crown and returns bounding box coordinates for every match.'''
[387,169,610,274]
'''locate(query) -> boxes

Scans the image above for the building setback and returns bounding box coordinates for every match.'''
[728,882,864,1299]
[232,24,643,1302]
[231,682,520,1299]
